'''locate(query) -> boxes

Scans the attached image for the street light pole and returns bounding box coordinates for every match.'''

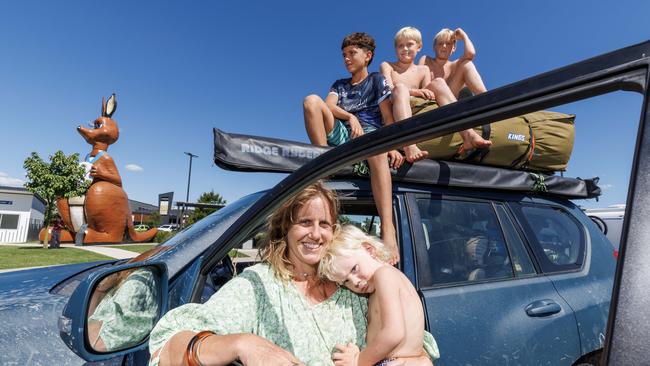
[182,152,198,227]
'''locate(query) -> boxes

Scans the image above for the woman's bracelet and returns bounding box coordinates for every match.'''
[185,330,215,366]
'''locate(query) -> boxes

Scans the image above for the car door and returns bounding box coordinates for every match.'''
[510,201,616,358]
[408,193,580,365]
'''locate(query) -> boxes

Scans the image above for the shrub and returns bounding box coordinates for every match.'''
[154,230,176,243]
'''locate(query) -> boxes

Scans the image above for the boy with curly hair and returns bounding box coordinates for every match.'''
[303,32,401,264]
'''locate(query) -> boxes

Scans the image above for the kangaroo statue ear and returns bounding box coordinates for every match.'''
[105,93,117,118]
[101,96,107,117]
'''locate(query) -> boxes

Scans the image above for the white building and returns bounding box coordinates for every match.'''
[0,186,46,243]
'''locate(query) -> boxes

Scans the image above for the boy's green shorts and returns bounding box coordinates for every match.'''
[326,120,377,146]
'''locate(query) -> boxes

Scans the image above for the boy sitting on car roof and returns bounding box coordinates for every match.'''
[303,32,401,264]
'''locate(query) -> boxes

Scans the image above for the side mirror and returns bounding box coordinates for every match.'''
[59,262,168,361]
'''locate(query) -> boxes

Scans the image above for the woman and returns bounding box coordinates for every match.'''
[88,246,171,352]
[149,182,437,366]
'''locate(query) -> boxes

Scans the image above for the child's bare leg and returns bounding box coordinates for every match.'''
[426,78,491,150]
[448,60,487,97]
[392,83,427,163]
[366,153,399,264]
[303,94,335,146]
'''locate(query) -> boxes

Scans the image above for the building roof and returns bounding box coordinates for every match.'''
[0,185,47,206]
[129,199,158,213]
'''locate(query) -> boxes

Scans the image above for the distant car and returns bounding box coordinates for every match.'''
[133,224,149,232]
[585,205,625,249]
[157,224,178,232]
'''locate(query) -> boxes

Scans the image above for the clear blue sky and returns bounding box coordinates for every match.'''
[1,0,648,209]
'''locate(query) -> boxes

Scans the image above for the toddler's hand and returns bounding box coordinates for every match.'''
[454,28,466,40]
[332,342,360,366]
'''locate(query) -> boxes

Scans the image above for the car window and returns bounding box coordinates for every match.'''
[339,200,382,237]
[515,204,585,272]
[415,197,515,286]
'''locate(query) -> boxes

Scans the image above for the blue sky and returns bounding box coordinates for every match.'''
[1,0,648,209]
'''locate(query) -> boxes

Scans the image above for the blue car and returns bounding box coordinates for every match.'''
[3,40,650,366]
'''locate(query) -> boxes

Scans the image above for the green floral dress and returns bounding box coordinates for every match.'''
[148,263,439,366]
[88,268,160,351]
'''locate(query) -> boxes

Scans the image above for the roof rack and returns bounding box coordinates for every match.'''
[213,128,600,199]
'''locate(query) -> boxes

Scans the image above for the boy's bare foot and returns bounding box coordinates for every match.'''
[461,129,492,151]
[404,144,429,163]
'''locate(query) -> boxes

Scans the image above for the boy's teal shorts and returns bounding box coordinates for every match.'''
[326,120,377,146]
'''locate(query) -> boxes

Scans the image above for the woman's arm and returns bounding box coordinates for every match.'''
[158,331,303,366]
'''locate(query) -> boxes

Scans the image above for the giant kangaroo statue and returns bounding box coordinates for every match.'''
[55,94,158,244]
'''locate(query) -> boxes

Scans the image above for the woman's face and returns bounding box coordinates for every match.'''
[286,196,335,269]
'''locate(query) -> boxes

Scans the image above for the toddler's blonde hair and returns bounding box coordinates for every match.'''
[394,26,422,47]
[319,224,391,283]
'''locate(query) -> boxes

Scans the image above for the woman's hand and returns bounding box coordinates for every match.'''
[332,342,360,366]
[236,334,304,366]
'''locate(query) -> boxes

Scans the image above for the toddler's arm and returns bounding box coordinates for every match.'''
[358,267,405,366]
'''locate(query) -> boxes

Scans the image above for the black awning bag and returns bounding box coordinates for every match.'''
[213,128,599,199]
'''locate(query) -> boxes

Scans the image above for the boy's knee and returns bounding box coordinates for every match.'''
[393,83,410,99]
[303,94,323,110]
[427,77,448,92]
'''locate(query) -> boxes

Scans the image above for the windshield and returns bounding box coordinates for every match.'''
[153,191,265,276]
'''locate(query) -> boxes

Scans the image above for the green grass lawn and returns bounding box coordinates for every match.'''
[0,246,113,270]
[105,244,157,254]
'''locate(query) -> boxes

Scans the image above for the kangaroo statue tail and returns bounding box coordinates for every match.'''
[126,214,158,242]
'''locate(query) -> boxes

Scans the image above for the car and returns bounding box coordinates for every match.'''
[134,224,150,232]
[1,41,649,366]
[157,224,178,232]
[584,205,625,249]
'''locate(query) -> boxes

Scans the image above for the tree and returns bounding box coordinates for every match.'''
[186,190,227,225]
[147,211,162,228]
[23,151,89,243]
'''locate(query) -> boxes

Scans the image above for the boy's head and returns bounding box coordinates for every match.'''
[318,225,390,293]
[341,32,376,73]
[394,26,422,48]
[394,26,422,64]
[433,28,457,59]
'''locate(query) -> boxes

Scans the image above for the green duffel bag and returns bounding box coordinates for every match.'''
[472,115,533,169]
[412,98,468,160]
[523,111,575,172]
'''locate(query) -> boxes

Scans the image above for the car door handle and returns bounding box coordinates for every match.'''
[525,299,562,317]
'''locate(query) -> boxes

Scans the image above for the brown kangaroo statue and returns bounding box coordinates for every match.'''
[55,94,158,244]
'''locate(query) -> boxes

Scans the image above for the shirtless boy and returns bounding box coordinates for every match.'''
[383,27,490,157]
[320,225,430,366]
[419,27,488,98]
[303,32,401,264]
